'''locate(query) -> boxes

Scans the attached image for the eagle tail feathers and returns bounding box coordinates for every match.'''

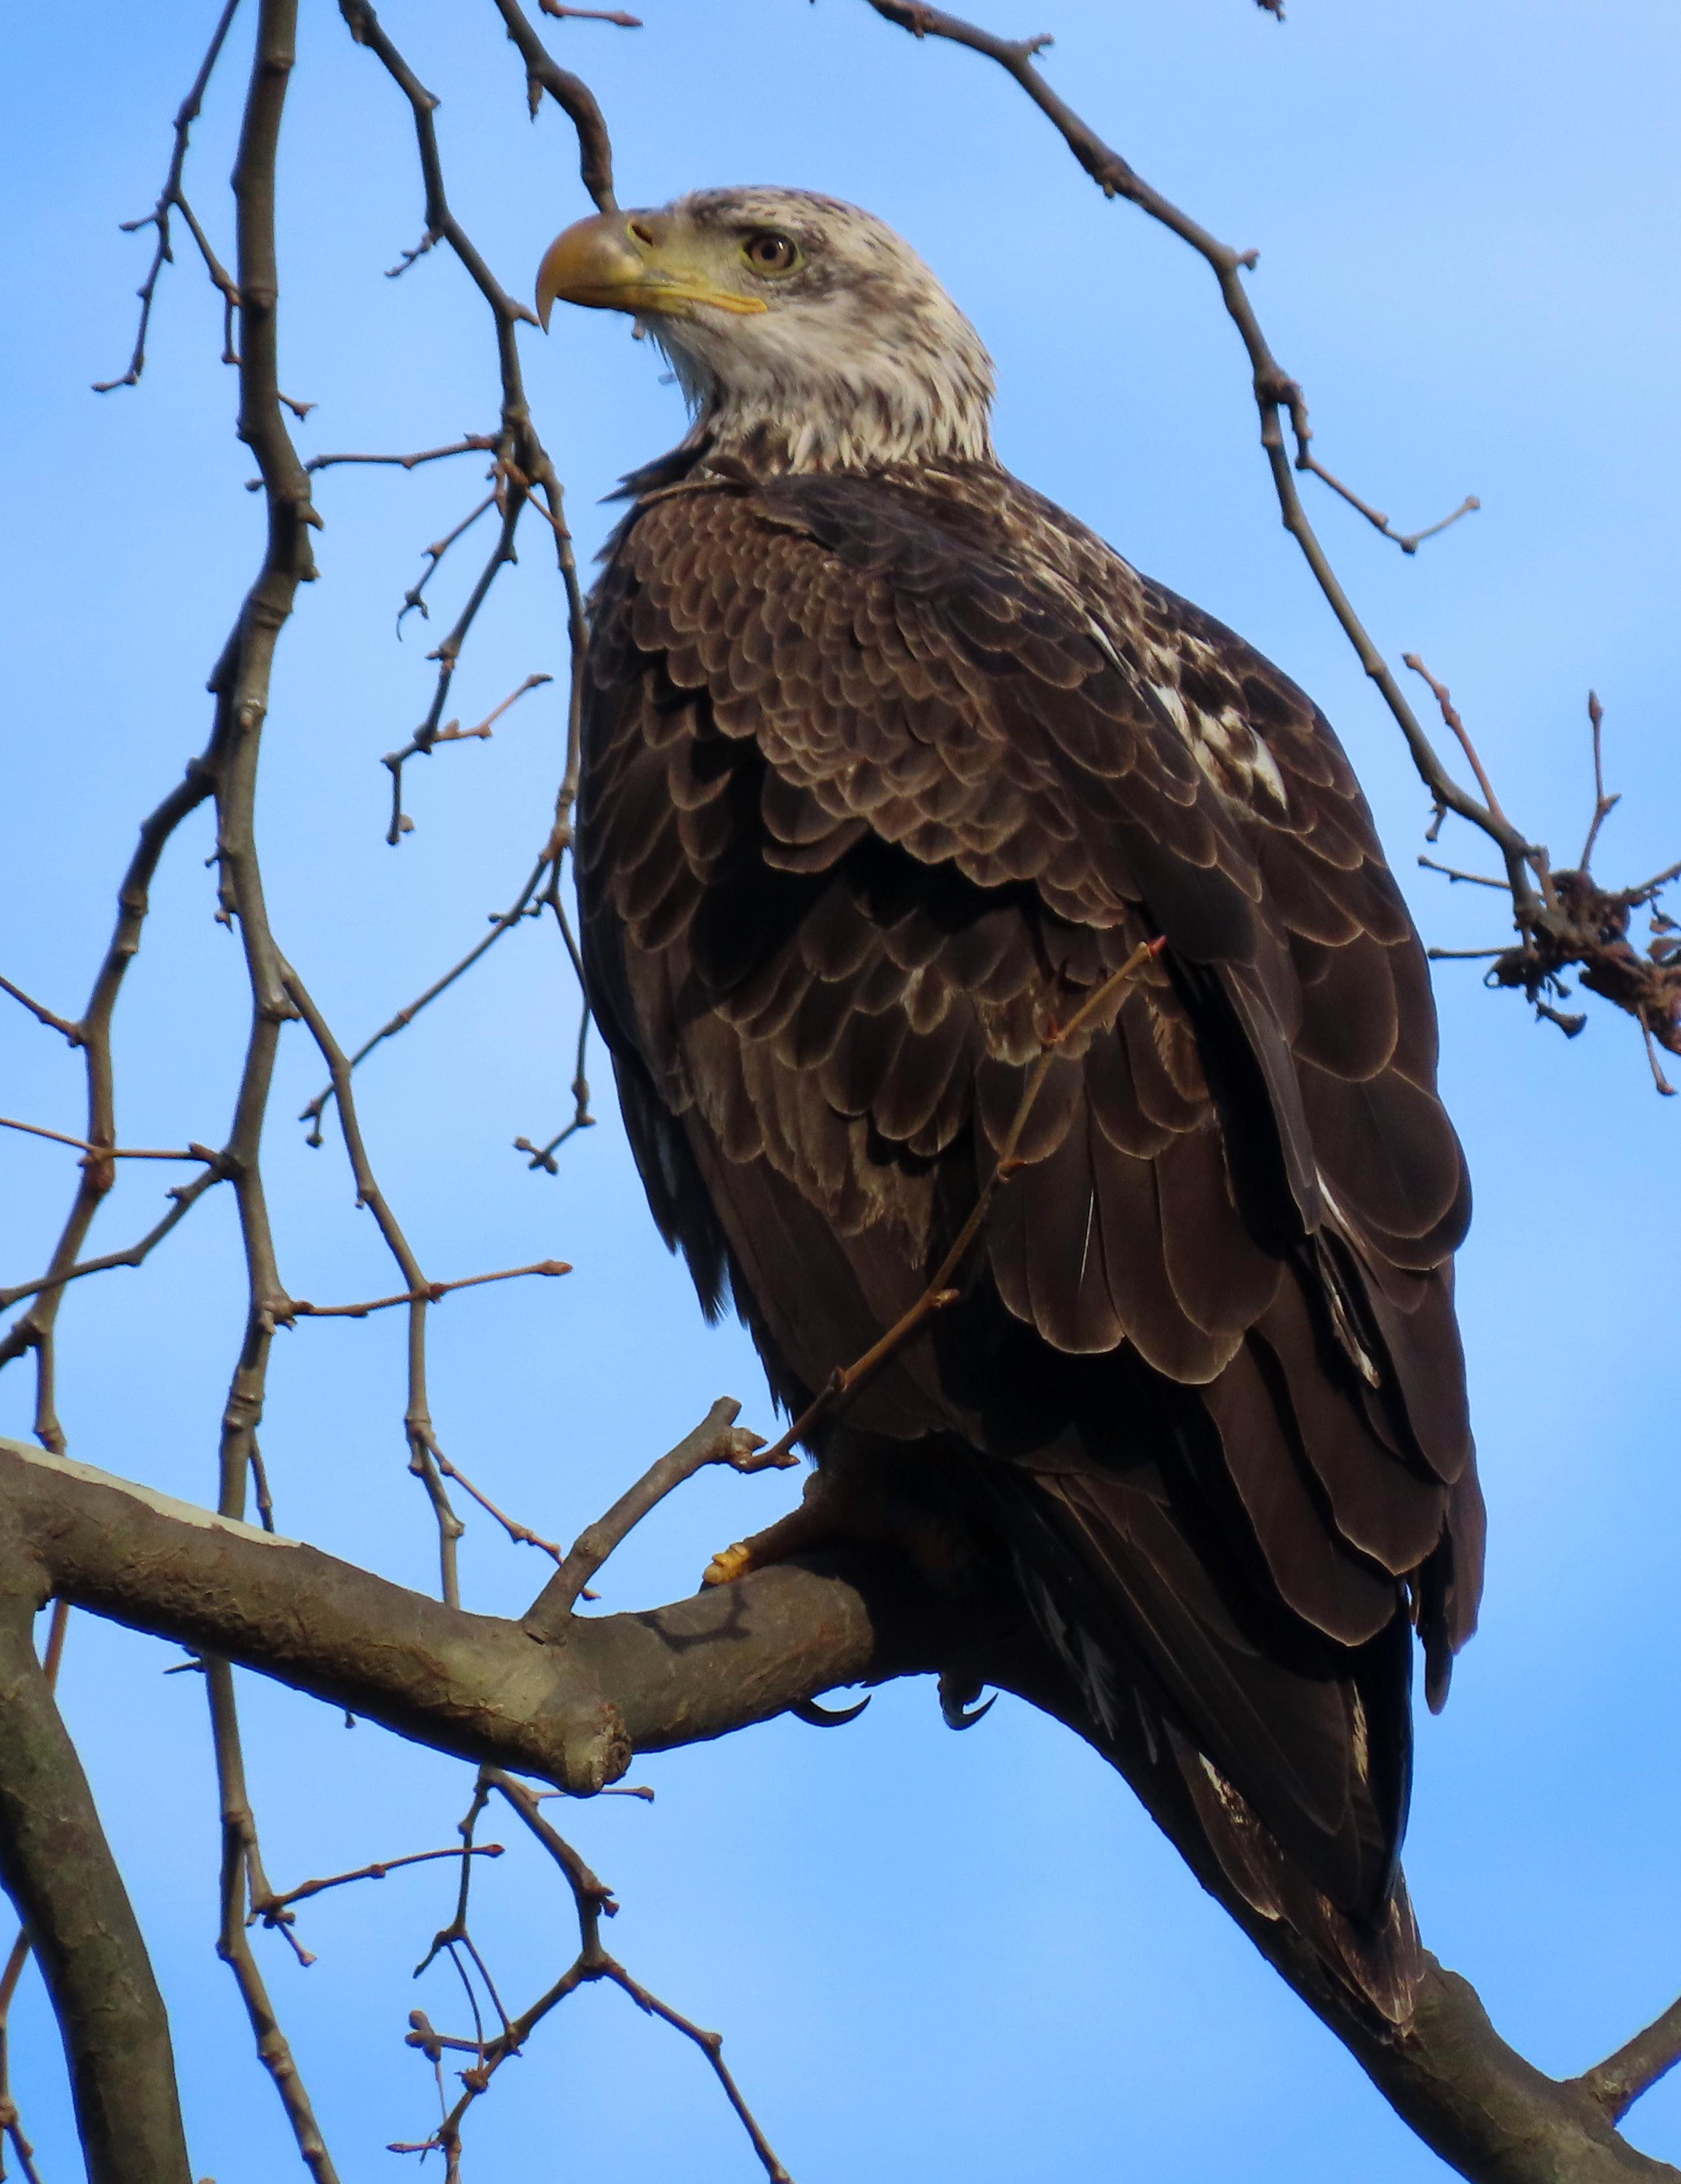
[971,1454,1425,2027]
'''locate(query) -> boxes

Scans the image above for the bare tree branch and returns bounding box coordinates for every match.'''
[0,758,217,1448]
[3,1432,1680,2184]
[0,1117,215,1164]
[482,1770,791,2183]
[1575,1998,1681,2127]
[0,1603,66,2183]
[206,1655,342,2181]
[0,1549,190,2184]
[259,1843,505,1926]
[300,435,497,477]
[525,1397,783,1628]
[286,0,605,1172]
[0,976,81,1045]
[91,0,245,393]
[181,6,348,2170]
[290,1258,571,1321]
[0,1433,933,1786]
[381,671,555,842]
[492,0,621,209]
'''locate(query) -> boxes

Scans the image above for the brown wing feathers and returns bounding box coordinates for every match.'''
[579,463,1479,1991]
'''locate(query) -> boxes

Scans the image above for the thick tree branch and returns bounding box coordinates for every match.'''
[0,1548,190,2184]
[0,1433,917,1790]
[1,1431,1678,2184]
[1335,1965,1680,2184]
[1575,1997,1681,2127]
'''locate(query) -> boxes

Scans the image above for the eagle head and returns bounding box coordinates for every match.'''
[537,186,995,475]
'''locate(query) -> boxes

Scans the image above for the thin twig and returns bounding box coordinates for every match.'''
[302,435,496,477]
[282,961,466,1604]
[338,0,588,864]
[0,1165,227,1315]
[298,850,553,1143]
[208,1661,340,2178]
[382,671,554,838]
[1640,1026,1676,1099]
[1417,856,1507,890]
[391,1769,795,2183]
[1626,860,1681,904]
[491,0,619,207]
[398,489,498,629]
[537,1,642,24]
[0,1117,214,1165]
[514,1010,595,1170]
[91,0,245,392]
[1581,691,1621,872]
[496,1770,792,2182]
[0,758,217,1445]
[525,1398,777,1628]
[429,1452,567,1562]
[599,1959,793,2184]
[0,975,81,1045]
[290,1259,569,1320]
[188,3,342,2173]
[1296,455,1479,556]
[1402,654,1516,834]
[516,892,595,1169]
[256,1845,505,1923]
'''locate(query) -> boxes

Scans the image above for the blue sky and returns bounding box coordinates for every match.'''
[3,1,1680,2177]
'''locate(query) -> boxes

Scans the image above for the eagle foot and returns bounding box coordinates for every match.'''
[699,1472,854,1587]
[701,1539,757,1587]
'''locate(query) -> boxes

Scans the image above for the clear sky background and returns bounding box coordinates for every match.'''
[3,2,1680,2178]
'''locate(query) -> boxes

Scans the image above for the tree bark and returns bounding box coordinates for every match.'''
[1,1430,1676,2184]
[0,1523,191,2184]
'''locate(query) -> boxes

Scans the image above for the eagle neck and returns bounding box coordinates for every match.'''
[653,328,995,477]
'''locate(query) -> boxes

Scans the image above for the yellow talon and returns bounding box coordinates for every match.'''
[702,1540,755,1587]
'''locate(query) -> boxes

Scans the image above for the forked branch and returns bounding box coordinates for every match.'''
[1574,1996,1681,2127]
[4,1433,1680,2184]
[91,0,244,393]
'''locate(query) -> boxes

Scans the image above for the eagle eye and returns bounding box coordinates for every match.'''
[741,230,801,276]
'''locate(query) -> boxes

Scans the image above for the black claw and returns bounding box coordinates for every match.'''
[790,1692,872,1728]
[938,1675,996,1731]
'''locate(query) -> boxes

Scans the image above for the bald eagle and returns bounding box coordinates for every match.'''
[538,188,1483,2017]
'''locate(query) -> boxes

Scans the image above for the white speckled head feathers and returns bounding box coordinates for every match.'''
[639,188,996,475]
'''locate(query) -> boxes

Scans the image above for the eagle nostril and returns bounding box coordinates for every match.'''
[628,219,656,249]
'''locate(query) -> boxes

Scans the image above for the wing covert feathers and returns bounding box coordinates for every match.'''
[579,459,1480,2018]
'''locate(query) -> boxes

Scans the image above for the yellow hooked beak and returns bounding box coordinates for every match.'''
[535,211,770,329]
